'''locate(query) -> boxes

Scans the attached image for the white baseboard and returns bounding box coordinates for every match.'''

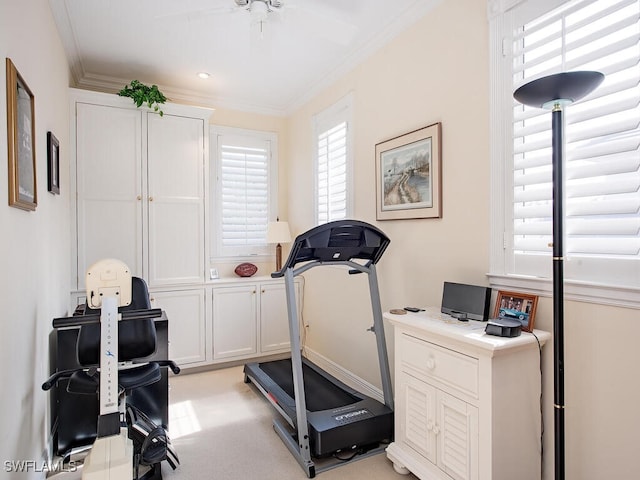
[302,347,384,403]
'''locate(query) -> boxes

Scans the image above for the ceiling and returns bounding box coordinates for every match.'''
[49,0,442,116]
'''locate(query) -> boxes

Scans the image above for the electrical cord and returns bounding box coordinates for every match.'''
[528,330,544,479]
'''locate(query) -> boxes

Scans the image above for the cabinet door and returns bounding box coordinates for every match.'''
[259,282,299,353]
[398,372,438,464]
[147,113,205,286]
[212,286,257,360]
[436,391,479,480]
[150,289,206,366]
[75,103,143,288]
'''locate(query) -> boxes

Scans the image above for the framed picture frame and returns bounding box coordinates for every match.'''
[494,290,539,332]
[375,122,441,220]
[47,131,60,194]
[6,58,37,211]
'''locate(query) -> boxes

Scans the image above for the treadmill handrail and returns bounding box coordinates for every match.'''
[271,219,390,278]
[280,259,372,279]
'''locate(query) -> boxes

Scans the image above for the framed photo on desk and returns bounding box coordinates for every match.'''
[494,290,538,332]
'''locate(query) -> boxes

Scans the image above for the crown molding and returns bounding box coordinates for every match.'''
[75,72,287,117]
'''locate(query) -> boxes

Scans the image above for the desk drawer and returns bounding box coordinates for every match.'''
[400,333,478,398]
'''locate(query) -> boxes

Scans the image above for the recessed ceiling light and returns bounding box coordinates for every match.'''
[197,72,210,79]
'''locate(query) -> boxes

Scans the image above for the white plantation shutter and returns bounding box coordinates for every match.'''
[220,142,269,246]
[212,128,277,257]
[314,94,353,224]
[494,0,640,287]
[317,122,348,223]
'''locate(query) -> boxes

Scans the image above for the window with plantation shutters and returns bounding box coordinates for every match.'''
[211,127,277,258]
[314,94,353,224]
[490,0,640,293]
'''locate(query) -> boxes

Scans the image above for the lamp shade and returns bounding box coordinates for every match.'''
[514,71,604,109]
[266,221,291,244]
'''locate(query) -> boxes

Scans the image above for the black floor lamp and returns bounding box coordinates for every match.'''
[513,71,604,480]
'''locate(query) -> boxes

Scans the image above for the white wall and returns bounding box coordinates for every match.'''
[285,1,639,480]
[0,0,70,476]
[286,0,489,385]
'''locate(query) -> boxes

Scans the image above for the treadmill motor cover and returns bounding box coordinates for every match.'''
[308,401,393,457]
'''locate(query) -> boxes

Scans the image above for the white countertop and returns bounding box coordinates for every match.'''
[384,306,550,355]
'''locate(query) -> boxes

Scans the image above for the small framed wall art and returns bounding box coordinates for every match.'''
[494,290,539,332]
[6,57,37,211]
[47,131,60,194]
[375,122,442,220]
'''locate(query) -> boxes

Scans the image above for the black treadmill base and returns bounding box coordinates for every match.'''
[244,357,393,458]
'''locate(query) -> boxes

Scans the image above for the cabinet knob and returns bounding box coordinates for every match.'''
[432,424,440,435]
[426,358,436,370]
[149,196,154,201]
[427,420,434,431]
[137,195,142,201]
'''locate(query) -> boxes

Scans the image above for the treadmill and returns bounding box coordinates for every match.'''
[244,220,393,478]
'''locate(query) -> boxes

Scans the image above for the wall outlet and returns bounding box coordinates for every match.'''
[209,268,219,280]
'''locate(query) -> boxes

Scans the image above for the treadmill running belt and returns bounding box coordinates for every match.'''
[259,359,358,412]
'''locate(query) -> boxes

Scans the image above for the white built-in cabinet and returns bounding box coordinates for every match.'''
[150,288,207,366]
[212,285,257,360]
[71,89,210,288]
[259,281,299,353]
[74,101,144,279]
[146,113,206,286]
[385,308,550,480]
[70,88,212,368]
[69,89,301,370]
[211,278,302,361]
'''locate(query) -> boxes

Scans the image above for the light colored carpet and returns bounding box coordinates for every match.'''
[161,366,412,480]
[52,366,413,480]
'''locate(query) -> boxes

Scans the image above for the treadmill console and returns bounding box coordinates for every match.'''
[272,219,390,277]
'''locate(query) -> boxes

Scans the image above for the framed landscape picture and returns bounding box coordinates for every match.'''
[375,122,441,220]
[6,58,37,211]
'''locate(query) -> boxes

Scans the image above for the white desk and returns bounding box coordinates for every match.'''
[385,307,550,480]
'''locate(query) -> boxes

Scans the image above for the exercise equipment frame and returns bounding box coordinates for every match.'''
[245,220,393,478]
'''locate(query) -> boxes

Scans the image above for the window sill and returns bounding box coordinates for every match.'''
[487,274,640,310]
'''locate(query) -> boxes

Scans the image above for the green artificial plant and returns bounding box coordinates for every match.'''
[118,80,168,116]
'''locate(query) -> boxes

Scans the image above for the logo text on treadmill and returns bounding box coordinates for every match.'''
[334,409,369,421]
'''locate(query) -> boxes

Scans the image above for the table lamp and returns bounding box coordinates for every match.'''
[513,70,604,480]
[266,219,291,271]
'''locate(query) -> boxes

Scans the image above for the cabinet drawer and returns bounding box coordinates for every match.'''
[400,333,478,398]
